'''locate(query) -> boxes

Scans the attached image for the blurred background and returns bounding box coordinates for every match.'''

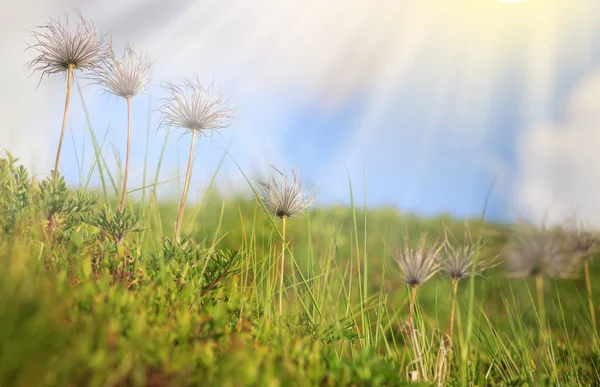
[2,0,600,225]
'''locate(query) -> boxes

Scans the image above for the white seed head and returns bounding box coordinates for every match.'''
[393,233,443,287]
[92,43,153,99]
[438,243,490,281]
[563,222,600,262]
[26,11,109,82]
[158,76,235,135]
[258,168,316,219]
[504,224,582,279]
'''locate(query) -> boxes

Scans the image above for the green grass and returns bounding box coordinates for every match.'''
[1,148,600,387]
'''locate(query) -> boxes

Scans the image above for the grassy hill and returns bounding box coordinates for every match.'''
[1,152,599,386]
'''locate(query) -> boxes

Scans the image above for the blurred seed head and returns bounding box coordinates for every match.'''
[393,233,443,287]
[258,167,316,219]
[26,11,109,82]
[564,224,600,262]
[504,224,582,279]
[92,43,153,99]
[158,76,235,135]
[438,242,490,281]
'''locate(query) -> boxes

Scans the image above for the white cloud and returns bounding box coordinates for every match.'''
[516,71,600,227]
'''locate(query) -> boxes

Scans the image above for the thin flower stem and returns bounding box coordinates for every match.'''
[409,285,417,327]
[584,261,597,331]
[116,239,126,279]
[53,64,74,187]
[279,215,287,316]
[407,285,426,381]
[174,131,196,242]
[122,246,127,278]
[536,275,546,347]
[449,278,459,341]
[120,97,132,212]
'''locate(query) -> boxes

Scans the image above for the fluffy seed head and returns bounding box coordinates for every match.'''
[564,224,600,262]
[393,233,443,287]
[26,11,108,82]
[258,168,316,219]
[504,224,582,278]
[438,243,490,281]
[158,76,235,135]
[92,43,153,99]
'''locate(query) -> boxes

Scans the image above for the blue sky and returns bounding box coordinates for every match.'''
[4,0,600,225]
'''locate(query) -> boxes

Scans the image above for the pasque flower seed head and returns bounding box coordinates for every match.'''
[258,168,316,219]
[26,11,109,83]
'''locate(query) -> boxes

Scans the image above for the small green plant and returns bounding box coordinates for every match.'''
[150,237,242,297]
[0,153,32,236]
[36,173,97,246]
[82,205,144,247]
[80,205,144,277]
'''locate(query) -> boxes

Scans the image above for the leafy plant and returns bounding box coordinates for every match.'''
[150,238,241,297]
[79,205,144,278]
[36,173,97,246]
[81,205,144,247]
[0,153,32,236]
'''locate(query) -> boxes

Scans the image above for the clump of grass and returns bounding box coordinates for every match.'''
[92,43,153,211]
[158,77,235,242]
[25,11,109,186]
[258,167,316,315]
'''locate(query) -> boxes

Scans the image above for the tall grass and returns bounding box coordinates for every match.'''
[4,145,597,384]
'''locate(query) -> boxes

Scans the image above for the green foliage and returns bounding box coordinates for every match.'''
[149,237,242,297]
[37,173,97,246]
[0,157,599,386]
[80,205,144,246]
[0,153,33,235]
[0,152,97,250]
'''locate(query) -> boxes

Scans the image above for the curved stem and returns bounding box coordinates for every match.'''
[120,97,132,212]
[53,64,74,187]
[279,215,287,316]
[449,278,459,341]
[174,131,196,242]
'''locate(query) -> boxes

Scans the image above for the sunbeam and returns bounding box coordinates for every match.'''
[2,0,600,221]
